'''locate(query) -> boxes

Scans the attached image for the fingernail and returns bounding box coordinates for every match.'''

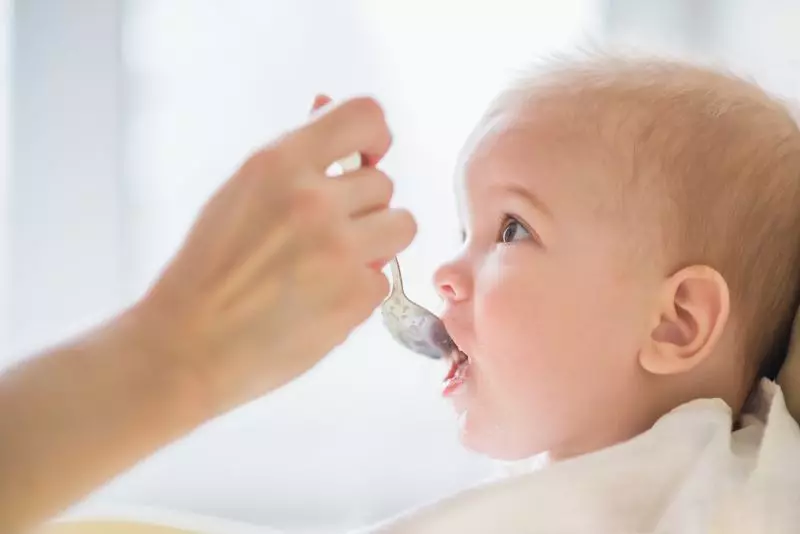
[311,94,332,111]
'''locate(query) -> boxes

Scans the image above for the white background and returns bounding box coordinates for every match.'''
[3,1,800,532]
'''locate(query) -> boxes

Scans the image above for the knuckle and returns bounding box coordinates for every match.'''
[250,143,288,171]
[239,144,296,190]
[288,185,334,223]
[306,223,355,268]
[358,169,394,205]
[396,209,418,245]
[375,172,395,203]
[346,96,386,124]
[325,227,357,259]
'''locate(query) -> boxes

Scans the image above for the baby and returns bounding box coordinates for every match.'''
[319,54,800,532]
[433,53,800,463]
[361,55,800,532]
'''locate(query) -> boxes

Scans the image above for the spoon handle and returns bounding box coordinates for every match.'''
[388,257,404,295]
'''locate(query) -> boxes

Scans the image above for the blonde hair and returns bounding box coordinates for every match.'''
[494,52,800,379]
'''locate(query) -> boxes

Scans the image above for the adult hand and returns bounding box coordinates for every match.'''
[0,95,417,533]
[140,96,417,415]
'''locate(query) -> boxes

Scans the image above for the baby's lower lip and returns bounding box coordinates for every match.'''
[442,353,470,397]
[442,376,465,397]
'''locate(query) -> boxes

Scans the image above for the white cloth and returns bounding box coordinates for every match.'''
[363,379,800,534]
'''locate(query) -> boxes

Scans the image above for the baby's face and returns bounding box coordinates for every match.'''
[435,111,658,460]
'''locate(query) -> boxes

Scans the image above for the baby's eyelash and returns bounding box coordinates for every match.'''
[457,217,540,246]
[498,214,540,245]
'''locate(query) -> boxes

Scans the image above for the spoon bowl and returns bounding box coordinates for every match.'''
[380,258,455,359]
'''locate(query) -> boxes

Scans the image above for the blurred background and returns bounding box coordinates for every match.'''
[1,1,799,532]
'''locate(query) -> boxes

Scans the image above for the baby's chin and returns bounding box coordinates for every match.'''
[457,412,549,461]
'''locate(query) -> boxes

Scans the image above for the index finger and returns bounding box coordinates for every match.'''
[291,97,392,171]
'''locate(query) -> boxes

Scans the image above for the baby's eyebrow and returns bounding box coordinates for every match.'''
[506,184,552,219]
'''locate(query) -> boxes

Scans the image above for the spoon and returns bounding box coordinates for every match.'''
[332,153,456,360]
[380,257,456,360]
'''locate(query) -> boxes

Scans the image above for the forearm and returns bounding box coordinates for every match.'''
[0,307,208,533]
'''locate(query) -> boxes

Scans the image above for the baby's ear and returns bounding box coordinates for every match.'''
[639,265,730,375]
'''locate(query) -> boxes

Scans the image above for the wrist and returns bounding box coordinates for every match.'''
[115,296,214,431]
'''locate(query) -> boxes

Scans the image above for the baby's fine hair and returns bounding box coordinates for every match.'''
[493,52,800,381]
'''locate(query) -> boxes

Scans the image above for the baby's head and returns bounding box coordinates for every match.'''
[435,54,800,460]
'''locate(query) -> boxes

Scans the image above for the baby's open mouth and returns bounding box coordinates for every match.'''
[443,347,470,397]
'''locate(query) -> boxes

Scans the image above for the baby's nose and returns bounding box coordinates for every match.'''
[434,260,471,303]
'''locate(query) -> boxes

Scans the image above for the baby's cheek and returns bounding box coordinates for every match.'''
[475,265,602,400]
[475,277,554,380]
[478,269,556,342]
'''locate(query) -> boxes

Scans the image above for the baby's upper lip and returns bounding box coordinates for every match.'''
[439,311,473,361]
[444,328,471,364]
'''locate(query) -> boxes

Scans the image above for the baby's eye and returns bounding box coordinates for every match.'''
[499,216,532,244]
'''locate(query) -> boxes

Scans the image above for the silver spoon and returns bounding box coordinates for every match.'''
[332,153,455,360]
[380,257,456,360]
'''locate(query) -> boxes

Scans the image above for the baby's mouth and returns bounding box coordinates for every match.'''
[443,347,470,397]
